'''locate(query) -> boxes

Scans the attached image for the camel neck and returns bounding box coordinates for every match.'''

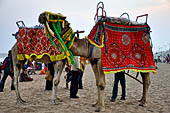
[70,38,89,58]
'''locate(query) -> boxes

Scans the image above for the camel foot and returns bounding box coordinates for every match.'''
[16,98,26,104]
[95,107,105,112]
[139,102,147,107]
[138,97,143,102]
[92,102,98,107]
[50,99,57,105]
[56,97,60,101]
[138,99,142,102]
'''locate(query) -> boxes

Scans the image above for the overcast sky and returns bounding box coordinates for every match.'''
[0,0,170,54]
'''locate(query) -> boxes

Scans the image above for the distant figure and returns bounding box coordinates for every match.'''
[45,62,54,91]
[0,62,2,80]
[166,54,170,64]
[78,57,86,89]
[39,66,48,75]
[26,59,36,75]
[154,53,159,69]
[0,50,15,92]
[65,66,72,89]
[110,71,126,102]
[19,66,33,82]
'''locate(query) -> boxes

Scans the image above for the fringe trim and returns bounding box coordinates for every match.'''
[86,35,104,48]
[103,68,157,74]
[17,53,66,61]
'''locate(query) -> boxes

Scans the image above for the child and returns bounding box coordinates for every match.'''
[19,67,33,82]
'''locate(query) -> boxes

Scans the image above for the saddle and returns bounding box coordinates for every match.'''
[88,2,156,74]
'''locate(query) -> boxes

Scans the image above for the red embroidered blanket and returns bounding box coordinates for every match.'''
[88,20,156,74]
[17,27,65,61]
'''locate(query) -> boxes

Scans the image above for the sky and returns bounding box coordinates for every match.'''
[0,0,170,54]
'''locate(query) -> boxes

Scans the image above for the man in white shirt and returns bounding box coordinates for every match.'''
[70,56,80,98]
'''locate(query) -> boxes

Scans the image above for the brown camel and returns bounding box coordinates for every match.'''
[38,12,151,112]
[11,11,151,112]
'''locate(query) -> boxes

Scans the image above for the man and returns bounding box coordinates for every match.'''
[110,71,126,102]
[70,56,80,98]
[0,50,15,92]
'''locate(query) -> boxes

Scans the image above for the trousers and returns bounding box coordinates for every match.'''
[70,70,79,97]
[0,71,15,91]
[111,72,126,99]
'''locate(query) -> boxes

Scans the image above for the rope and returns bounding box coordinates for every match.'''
[87,45,94,58]
[125,72,143,84]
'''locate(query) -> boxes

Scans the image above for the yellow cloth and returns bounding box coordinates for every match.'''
[45,70,53,81]
[80,57,87,72]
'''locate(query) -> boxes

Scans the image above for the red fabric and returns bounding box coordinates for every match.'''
[27,77,33,81]
[88,22,103,47]
[17,28,62,57]
[1,58,7,70]
[101,22,156,73]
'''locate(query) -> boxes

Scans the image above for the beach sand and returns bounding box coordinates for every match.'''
[0,63,170,113]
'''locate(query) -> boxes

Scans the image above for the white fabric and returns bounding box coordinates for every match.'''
[71,56,80,71]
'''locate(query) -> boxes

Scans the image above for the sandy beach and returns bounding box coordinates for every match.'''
[0,63,170,113]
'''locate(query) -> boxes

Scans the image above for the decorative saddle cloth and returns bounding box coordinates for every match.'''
[88,17,156,74]
[16,26,65,61]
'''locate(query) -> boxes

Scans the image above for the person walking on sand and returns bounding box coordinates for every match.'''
[0,50,15,92]
[110,71,126,102]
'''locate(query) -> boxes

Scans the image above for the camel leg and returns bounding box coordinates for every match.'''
[139,72,150,106]
[11,46,26,104]
[95,60,106,112]
[50,60,66,104]
[90,63,100,107]
[13,64,26,104]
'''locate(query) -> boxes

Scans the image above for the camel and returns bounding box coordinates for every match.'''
[11,11,152,112]
[38,11,151,112]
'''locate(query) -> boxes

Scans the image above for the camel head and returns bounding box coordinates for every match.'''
[38,12,48,24]
[38,11,70,36]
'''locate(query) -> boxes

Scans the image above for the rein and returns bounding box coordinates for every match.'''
[87,44,94,59]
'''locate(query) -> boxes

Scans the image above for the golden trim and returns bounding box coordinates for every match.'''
[103,69,157,74]
[17,53,66,61]
[86,35,104,48]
